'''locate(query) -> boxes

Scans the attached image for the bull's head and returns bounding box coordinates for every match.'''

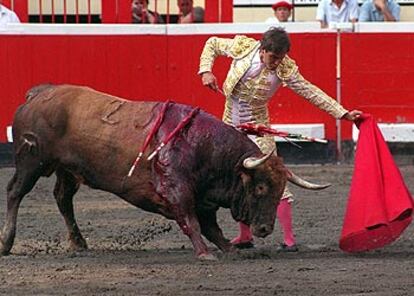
[231,150,287,238]
[231,149,331,238]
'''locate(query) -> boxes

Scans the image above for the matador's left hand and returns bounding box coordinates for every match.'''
[342,110,363,121]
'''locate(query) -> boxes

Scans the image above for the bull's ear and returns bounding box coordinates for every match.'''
[240,172,251,186]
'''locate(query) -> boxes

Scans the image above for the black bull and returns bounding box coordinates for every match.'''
[1,84,306,260]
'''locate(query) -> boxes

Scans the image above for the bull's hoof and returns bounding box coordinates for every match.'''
[229,245,241,254]
[232,240,254,249]
[197,253,218,261]
[276,243,298,253]
[69,238,88,252]
[216,240,239,254]
[69,244,88,252]
[0,241,11,256]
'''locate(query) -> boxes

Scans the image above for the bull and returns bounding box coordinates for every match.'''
[0,84,327,260]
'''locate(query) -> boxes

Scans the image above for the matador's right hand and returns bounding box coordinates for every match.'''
[201,72,219,92]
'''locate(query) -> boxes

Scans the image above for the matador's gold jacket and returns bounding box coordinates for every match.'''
[199,35,348,149]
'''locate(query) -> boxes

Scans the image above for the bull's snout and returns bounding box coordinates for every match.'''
[252,224,273,238]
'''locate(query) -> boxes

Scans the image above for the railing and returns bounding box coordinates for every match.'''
[30,0,98,23]
[3,0,232,24]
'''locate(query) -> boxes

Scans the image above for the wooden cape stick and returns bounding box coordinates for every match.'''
[237,123,328,144]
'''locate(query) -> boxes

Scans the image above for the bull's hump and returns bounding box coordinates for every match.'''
[59,85,129,103]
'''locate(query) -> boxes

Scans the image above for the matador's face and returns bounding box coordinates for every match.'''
[259,49,286,71]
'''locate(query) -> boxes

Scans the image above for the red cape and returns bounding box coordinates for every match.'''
[339,114,413,252]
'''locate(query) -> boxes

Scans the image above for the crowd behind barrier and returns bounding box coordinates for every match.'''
[1,0,413,24]
[131,0,204,24]
[0,0,213,24]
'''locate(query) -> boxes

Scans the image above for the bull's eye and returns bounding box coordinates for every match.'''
[255,183,268,196]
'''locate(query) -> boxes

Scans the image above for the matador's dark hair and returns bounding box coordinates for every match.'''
[260,27,291,54]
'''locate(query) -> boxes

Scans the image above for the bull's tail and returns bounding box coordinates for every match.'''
[25,83,55,101]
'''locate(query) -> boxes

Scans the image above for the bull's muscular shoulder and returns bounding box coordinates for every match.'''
[229,35,259,59]
[276,55,299,81]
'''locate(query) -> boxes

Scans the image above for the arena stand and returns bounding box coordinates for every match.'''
[1,0,231,24]
[0,3,413,165]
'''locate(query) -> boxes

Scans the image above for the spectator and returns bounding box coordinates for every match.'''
[359,0,400,22]
[131,0,164,24]
[316,0,359,28]
[0,0,20,24]
[177,0,204,23]
[265,0,293,23]
[199,27,362,252]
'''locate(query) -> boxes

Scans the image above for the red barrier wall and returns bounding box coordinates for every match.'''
[2,31,413,144]
[341,33,414,124]
[0,32,339,142]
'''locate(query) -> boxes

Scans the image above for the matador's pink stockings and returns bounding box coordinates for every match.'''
[276,199,296,247]
[230,221,253,244]
[231,199,295,246]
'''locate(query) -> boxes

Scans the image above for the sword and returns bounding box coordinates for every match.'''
[237,123,328,144]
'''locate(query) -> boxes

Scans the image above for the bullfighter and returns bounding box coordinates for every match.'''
[199,27,362,252]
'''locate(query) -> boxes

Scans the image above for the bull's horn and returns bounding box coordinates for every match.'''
[243,148,275,169]
[287,171,331,190]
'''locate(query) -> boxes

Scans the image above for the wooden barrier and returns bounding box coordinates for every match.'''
[1,23,414,146]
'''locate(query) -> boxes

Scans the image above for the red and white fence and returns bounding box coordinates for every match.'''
[1,22,414,145]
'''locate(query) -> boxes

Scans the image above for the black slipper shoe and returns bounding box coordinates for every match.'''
[276,243,298,252]
[232,241,255,249]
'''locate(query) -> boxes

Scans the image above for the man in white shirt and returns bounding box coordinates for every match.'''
[316,0,358,28]
[0,1,20,25]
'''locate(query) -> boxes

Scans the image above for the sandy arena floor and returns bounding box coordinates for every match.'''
[0,164,413,295]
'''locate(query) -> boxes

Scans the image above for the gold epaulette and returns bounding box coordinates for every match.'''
[229,36,259,59]
[276,55,298,81]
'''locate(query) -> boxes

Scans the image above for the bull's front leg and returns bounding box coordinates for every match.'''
[196,209,234,253]
[156,171,216,260]
[176,212,217,261]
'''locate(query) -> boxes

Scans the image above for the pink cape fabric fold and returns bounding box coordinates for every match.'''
[339,114,413,252]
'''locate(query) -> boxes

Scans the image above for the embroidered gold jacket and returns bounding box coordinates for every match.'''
[199,35,348,123]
